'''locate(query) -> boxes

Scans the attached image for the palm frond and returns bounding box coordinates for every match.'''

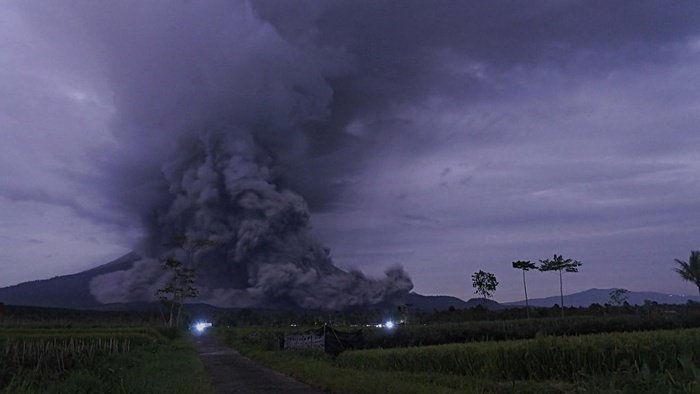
[674,256,700,285]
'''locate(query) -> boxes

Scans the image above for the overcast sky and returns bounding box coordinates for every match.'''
[1,1,699,302]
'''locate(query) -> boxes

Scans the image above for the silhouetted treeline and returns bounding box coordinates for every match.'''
[414,301,699,324]
[0,304,161,328]
[207,300,700,330]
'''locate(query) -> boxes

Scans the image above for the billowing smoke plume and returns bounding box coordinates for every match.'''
[74,1,413,309]
[91,130,412,308]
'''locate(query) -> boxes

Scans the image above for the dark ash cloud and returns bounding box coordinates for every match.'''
[42,0,415,309]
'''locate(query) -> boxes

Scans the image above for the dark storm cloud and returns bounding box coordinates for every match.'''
[255,0,700,107]
[251,0,700,207]
[50,0,694,217]
[2,1,699,301]
[0,186,122,227]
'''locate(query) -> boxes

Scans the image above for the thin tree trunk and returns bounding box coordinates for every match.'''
[559,270,564,318]
[523,269,530,319]
[168,300,175,327]
[158,302,166,325]
[175,289,184,328]
[176,300,183,327]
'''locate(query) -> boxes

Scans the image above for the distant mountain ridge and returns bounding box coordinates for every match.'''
[0,254,500,311]
[1,255,696,311]
[0,253,140,309]
[405,293,504,311]
[506,288,700,307]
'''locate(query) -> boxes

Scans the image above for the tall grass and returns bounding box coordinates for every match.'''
[2,337,133,372]
[0,329,159,390]
[337,327,700,381]
[1,337,216,394]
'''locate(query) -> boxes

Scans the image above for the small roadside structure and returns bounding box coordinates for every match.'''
[283,324,363,354]
[283,332,325,351]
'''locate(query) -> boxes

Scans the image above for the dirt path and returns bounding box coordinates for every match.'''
[193,333,325,394]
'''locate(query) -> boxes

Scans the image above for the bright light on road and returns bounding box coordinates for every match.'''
[384,321,395,329]
[193,321,212,333]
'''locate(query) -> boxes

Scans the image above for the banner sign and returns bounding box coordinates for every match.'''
[284,333,324,350]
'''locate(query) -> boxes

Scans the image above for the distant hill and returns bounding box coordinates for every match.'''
[463,297,506,310]
[404,292,468,311]
[505,288,700,307]
[0,252,139,309]
[404,292,503,311]
[0,255,491,312]
[4,258,691,312]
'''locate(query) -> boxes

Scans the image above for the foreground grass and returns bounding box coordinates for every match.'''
[218,326,700,394]
[249,351,576,393]
[218,329,577,394]
[2,336,215,394]
[338,327,700,379]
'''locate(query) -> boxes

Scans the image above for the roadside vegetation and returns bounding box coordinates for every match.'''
[0,309,214,394]
[361,310,700,348]
[219,320,700,393]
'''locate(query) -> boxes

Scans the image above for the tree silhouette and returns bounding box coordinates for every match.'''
[512,260,537,318]
[471,270,498,301]
[155,236,215,327]
[674,251,700,299]
[608,288,629,306]
[155,257,198,328]
[539,254,582,317]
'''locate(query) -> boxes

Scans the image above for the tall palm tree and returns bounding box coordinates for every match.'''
[539,254,582,318]
[674,251,700,299]
[512,260,537,318]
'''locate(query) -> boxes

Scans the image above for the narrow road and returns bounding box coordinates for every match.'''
[193,333,325,394]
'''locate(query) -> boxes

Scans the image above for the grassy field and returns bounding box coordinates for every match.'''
[218,324,700,393]
[5,304,700,393]
[361,312,700,348]
[0,304,162,328]
[0,326,214,393]
[215,311,700,350]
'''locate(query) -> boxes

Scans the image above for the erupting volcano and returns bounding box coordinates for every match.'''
[56,1,418,309]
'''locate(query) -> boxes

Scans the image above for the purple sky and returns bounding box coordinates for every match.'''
[1,1,699,302]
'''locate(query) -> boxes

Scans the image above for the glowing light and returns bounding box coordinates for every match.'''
[193,321,212,333]
[384,321,395,329]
